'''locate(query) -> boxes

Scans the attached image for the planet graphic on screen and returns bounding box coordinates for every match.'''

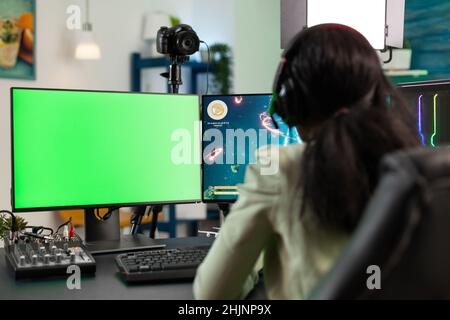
[204,187,216,200]
[207,100,228,120]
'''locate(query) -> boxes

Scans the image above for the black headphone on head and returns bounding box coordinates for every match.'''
[269,29,307,129]
[270,24,361,128]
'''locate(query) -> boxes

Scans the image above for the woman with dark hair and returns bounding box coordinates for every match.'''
[194,24,420,300]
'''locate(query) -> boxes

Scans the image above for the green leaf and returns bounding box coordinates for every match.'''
[170,16,181,27]
[0,216,6,239]
[0,214,28,239]
[1,20,20,44]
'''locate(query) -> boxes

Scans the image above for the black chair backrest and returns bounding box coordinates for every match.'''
[310,147,450,299]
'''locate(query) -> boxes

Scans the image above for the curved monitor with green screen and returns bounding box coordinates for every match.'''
[11,88,201,212]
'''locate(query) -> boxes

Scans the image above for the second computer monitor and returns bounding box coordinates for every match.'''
[399,80,450,147]
[202,94,301,202]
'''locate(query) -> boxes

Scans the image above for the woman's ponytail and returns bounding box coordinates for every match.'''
[301,98,420,232]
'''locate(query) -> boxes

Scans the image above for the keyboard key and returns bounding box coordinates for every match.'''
[151,263,162,271]
[139,265,150,272]
[129,266,139,273]
[162,262,199,270]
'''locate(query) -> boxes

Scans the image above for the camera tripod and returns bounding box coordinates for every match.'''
[161,55,190,94]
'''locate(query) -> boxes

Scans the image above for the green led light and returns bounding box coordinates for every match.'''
[269,92,278,116]
[431,94,438,147]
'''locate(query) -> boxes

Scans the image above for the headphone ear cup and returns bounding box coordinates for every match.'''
[276,83,289,121]
[278,77,301,128]
[271,28,308,126]
[270,58,286,116]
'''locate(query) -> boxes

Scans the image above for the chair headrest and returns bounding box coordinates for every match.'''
[310,147,450,300]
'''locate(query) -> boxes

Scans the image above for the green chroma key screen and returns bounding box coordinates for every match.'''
[12,88,201,211]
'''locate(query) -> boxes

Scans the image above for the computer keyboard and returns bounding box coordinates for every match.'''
[115,246,210,283]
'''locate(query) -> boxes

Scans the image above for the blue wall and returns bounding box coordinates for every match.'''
[405,0,450,79]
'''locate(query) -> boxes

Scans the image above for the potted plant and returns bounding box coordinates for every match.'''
[0,19,22,68]
[209,43,233,94]
[0,213,27,241]
[0,215,6,240]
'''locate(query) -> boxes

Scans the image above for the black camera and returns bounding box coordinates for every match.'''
[156,24,200,57]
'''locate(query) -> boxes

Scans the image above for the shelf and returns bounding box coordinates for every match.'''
[131,53,210,93]
[385,70,430,85]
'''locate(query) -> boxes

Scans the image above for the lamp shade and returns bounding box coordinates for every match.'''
[281,0,405,50]
[75,30,101,60]
[307,0,386,50]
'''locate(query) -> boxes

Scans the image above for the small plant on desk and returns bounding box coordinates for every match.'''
[0,215,5,240]
[0,213,27,240]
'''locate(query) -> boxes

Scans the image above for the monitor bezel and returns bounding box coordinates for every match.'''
[201,93,274,204]
[398,79,450,89]
[10,87,203,213]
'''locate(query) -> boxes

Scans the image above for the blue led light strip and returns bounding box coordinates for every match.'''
[418,95,425,145]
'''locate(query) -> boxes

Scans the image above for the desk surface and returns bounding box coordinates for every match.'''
[0,237,266,300]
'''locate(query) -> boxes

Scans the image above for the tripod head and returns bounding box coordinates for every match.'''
[162,55,190,94]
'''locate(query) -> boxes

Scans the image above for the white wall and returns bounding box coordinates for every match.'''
[233,0,283,93]
[191,0,235,46]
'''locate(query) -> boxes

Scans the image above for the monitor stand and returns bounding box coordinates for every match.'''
[218,203,231,226]
[83,209,166,255]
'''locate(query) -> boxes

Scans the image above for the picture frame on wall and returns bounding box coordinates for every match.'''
[0,0,35,80]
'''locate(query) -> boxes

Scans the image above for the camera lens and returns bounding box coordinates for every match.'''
[177,31,199,55]
[183,39,193,49]
[181,35,195,52]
